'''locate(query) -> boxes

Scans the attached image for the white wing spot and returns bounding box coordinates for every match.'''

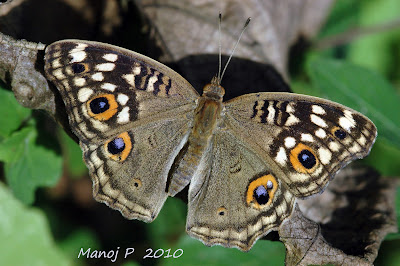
[339,110,356,132]
[286,102,295,113]
[52,58,61,68]
[358,135,367,146]
[329,141,340,152]
[123,74,135,87]
[101,83,117,92]
[74,77,86,87]
[267,103,275,123]
[311,114,328,128]
[70,51,87,63]
[117,94,129,105]
[133,66,141,75]
[301,133,314,142]
[285,114,300,126]
[53,69,66,79]
[91,72,104,81]
[339,117,354,132]
[71,43,88,52]
[147,75,158,92]
[96,63,115,71]
[78,88,94,102]
[318,147,332,165]
[275,147,287,166]
[117,107,130,123]
[315,128,327,139]
[349,143,361,153]
[103,53,118,62]
[312,105,326,115]
[284,137,296,148]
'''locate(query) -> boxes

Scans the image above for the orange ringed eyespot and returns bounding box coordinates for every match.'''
[289,143,318,173]
[87,94,118,120]
[105,132,132,162]
[246,174,278,209]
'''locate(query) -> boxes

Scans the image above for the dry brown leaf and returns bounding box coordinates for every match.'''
[136,0,334,79]
[281,165,397,265]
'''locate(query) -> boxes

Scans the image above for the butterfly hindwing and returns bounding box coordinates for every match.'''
[186,129,295,251]
[81,115,193,222]
[224,92,377,198]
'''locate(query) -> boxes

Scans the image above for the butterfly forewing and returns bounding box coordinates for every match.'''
[44,40,199,222]
[224,92,377,198]
[44,40,198,143]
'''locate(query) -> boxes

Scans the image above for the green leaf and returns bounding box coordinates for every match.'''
[163,235,286,266]
[58,130,87,178]
[0,127,31,163]
[4,127,62,204]
[305,57,400,150]
[318,0,361,39]
[147,197,187,248]
[0,182,71,266]
[0,88,31,138]
[375,239,400,265]
[58,228,100,265]
[348,0,400,75]
[362,137,400,176]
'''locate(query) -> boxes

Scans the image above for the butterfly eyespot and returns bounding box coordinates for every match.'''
[90,97,110,114]
[87,94,118,120]
[132,178,142,188]
[289,143,319,173]
[105,132,133,162]
[71,63,88,74]
[254,186,269,205]
[217,207,227,216]
[108,137,125,154]
[246,174,278,210]
[298,150,316,169]
[332,127,347,140]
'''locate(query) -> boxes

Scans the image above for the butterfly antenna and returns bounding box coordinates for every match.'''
[217,13,222,83]
[219,17,251,82]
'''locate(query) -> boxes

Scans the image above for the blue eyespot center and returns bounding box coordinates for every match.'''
[108,137,125,154]
[90,97,109,114]
[253,185,270,205]
[298,150,316,169]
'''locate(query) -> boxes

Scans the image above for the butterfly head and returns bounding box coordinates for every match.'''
[202,76,225,101]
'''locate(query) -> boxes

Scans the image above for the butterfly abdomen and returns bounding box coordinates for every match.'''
[168,92,223,196]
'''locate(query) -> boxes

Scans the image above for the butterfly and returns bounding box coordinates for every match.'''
[44,39,377,251]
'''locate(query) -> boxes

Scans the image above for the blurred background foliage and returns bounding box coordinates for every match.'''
[0,0,400,265]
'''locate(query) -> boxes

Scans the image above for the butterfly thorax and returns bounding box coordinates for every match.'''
[167,82,224,196]
[202,77,225,101]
